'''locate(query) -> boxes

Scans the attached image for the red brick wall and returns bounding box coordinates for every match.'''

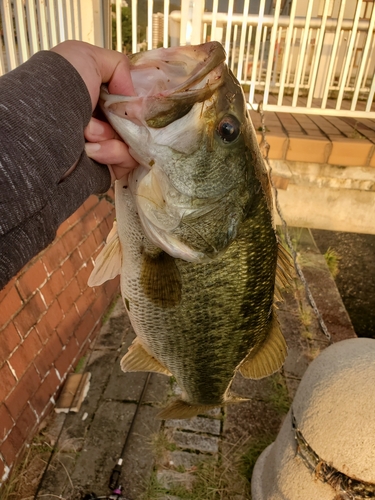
[0,193,120,484]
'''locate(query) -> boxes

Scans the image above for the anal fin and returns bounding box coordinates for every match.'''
[275,240,293,292]
[239,311,287,380]
[120,338,171,375]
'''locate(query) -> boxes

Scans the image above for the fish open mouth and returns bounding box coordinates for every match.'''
[99,42,248,263]
[100,41,226,128]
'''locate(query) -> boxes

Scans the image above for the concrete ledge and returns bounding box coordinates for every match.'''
[286,137,331,163]
[328,137,374,166]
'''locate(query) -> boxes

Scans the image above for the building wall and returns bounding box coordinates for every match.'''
[0,192,120,484]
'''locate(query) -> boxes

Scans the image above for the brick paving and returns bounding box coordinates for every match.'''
[249,97,375,168]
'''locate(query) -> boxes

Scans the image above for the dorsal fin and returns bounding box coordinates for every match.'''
[239,311,287,380]
[88,221,122,286]
[120,338,171,375]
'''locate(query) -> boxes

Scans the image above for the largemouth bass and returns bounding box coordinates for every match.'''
[89,42,291,419]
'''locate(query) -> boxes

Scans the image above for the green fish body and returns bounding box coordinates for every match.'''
[89,42,290,419]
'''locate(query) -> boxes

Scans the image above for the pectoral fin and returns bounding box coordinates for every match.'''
[239,312,287,380]
[120,338,171,375]
[157,393,248,420]
[141,251,182,308]
[156,400,219,420]
[88,221,122,286]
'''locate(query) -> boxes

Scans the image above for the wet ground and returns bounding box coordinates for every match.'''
[311,230,375,338]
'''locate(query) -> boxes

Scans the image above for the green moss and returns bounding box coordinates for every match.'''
[266,373,290,415]
[324,247,341,278]
[240,433,276,483]
[102,293,121,324]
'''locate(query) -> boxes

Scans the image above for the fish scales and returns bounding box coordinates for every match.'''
[116,178,277,407]
[89,41,291,419]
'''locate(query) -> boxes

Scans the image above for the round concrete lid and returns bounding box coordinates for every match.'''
[293,338,375,483]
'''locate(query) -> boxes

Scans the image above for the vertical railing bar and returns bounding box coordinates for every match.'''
[64,0,72,39]
[336,0,362,110]
[14,0,30,64]
[335,30,348,89]
[56,0,65,42]
[1,0,18,70]
[332,29,344,88]
[306,28,318,88]
[224,0,234,59]
[236,0,250,80]
[25,0,40,54]
[263,0,282,105]
[249,0,266,104]
[0,33,5,75]
[286,27,297,86]
[147,0,153,49]
[277,0,297,106]
[76,0,82,41]
[352,6,375,110]
[243,25,252,82]
[292,0,313,107]
[345,30,360,88]
[211,0,219,42]
[300,28,312,88]
[203,22,207,42]
[362,34,375,88]
[258,25,267,84]
[72,0,80,40]
[272,26,283,86]
[116,0,122,52]
[231,23,238,72]
[47,0,59,47]
[322,0,346,109]
[365,69,375,112]
[191,0,204,45]
[163,0,170,47]
[132,0,138,53]
[307,0,331,107]
[180,0,188,46]
[38,0,50,48]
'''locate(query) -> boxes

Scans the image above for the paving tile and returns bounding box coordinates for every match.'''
[165,416,221,435]
[167,450,202,469]
[168,429,219,454]
[157,469,195,490]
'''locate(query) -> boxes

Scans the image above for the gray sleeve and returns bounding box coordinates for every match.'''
[0,50,111,289]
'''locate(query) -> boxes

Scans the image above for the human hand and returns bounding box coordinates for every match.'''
[51,41,138,181]
[84,117,138,182]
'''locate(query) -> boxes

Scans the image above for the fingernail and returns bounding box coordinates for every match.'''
[88,119,105,136]
[85,142,101,156]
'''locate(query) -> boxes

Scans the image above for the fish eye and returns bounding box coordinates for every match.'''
[216,116,241,143]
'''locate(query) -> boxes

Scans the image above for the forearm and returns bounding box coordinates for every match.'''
[0,51,111,289]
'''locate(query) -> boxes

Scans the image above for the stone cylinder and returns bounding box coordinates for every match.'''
[251,338,375,500]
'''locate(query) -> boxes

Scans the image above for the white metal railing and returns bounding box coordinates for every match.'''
[0,0,109,75]
[121,0,375,118]
[1,0,374,118]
